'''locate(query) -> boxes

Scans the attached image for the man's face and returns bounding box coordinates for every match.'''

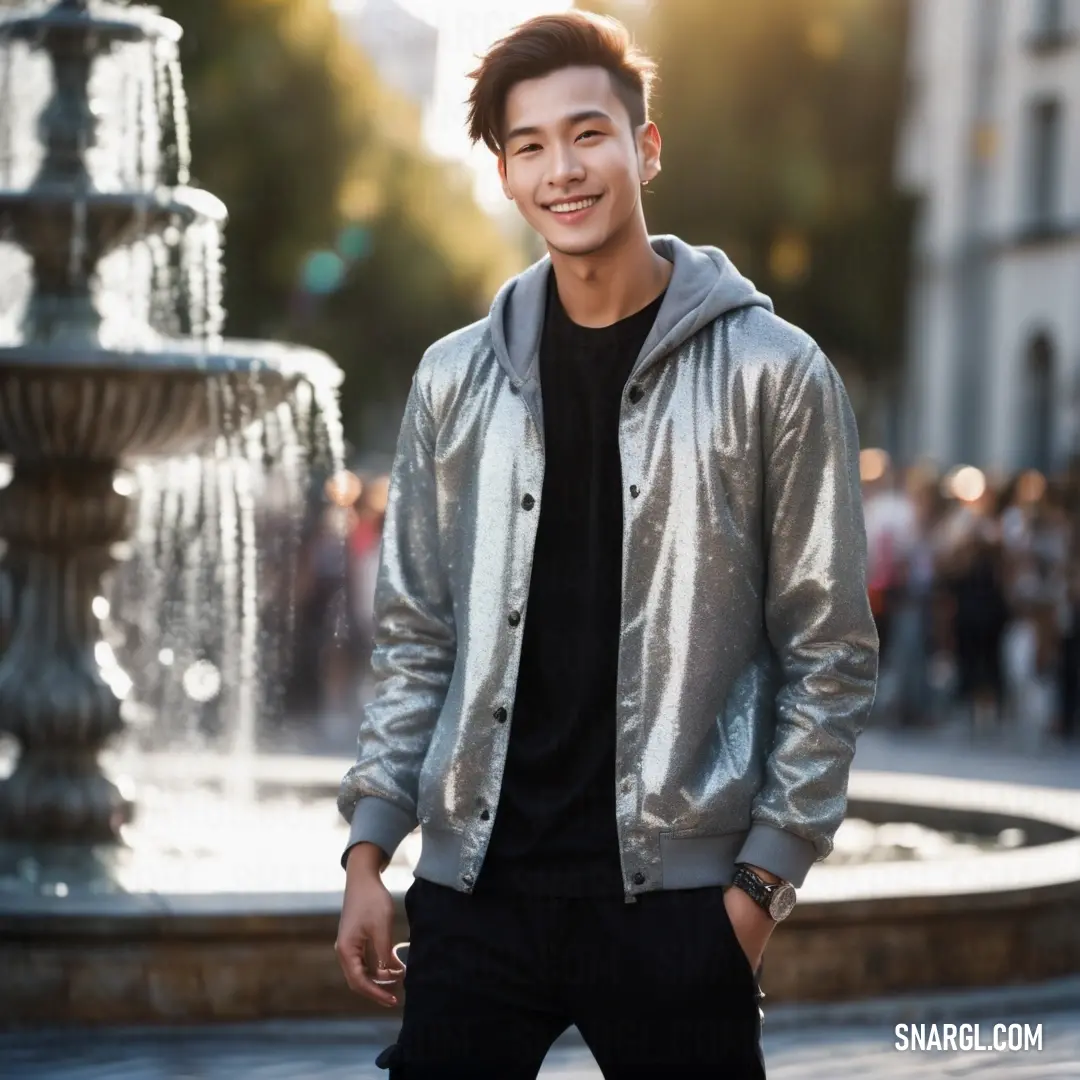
[498,65,660,258]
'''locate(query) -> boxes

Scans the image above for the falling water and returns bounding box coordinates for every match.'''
[105,375,343,740]
[202,223,225,342]
[120,40,142,187]
[86,35,163,191]
[180,219,225,342]
[146,230,177,336]
[151,35,172,185]
[0,242,30,344]
[137,37,158,191]
[234,407,262,800]
[0,37,48,189]
[266,397,308,680]
[0,36,10,187]
[165,45,190,186]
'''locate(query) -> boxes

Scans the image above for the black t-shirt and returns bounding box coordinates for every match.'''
[478,272,666,896]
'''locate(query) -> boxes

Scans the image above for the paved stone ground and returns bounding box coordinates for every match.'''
[1,1003,1078,1079]
[850,722,1080,791]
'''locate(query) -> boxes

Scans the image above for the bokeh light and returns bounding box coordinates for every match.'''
[300,250,347,295]
[326,469,362,507]
[182,660,222,703]
[337,224,373,261]
[365,474,390,514]
[768,230,811,285]
[944,465,987,504]
[860,447,890,483]
[1016,469,1047,504]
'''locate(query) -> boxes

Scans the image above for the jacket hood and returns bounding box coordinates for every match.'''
[488,234,774,389]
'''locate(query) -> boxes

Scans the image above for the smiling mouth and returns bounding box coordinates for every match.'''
[545,194,602,214]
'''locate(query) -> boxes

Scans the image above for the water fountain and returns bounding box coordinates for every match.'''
[0,0,344,849]
[0,0,1077,1031]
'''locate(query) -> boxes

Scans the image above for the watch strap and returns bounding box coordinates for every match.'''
[732,864,785,915]
[732,863,798,922]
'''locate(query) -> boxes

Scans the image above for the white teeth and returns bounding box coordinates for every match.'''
[549,196,599,213]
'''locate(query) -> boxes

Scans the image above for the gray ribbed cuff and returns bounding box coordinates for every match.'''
[340,796,417,870]
[735,822,819,887]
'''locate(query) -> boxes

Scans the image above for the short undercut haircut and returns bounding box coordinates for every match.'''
[466,11,658,155]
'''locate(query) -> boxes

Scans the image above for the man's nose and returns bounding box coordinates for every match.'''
[548,143,586,187]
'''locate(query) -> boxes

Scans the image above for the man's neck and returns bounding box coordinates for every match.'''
[548,226,672,329]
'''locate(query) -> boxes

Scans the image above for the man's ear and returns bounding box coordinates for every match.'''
[637,121,662,185]
[497,152,514,200]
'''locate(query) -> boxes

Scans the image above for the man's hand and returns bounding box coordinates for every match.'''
[724,865,780,973]
[335,843,403,1007]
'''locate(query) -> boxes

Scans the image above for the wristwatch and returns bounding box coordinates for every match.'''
[731,863,797,922]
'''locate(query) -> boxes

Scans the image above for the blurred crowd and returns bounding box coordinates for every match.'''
[863,451,1080,744]
[284,469,389,719]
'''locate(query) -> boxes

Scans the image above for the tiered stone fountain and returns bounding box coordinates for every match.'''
[0,0,340,849]
[0,0,1077,1031]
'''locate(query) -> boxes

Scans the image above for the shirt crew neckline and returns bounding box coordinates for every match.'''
[546,271,667,342]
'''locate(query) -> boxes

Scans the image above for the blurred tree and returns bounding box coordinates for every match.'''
[156,0,524,447]
[580,0,913,389]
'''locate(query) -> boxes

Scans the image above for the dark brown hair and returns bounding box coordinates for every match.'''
[466,11,658,155]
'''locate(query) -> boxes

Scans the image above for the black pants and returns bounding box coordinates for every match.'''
[379,876,766,1078]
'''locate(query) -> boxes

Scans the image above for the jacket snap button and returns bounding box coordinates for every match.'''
[493,706,508,723]
[480,809,490,821]
[628,384,644,403]
[629,485,640,499]
[508,610,521,627]
[521,493,535,510]
[632,871,646,885]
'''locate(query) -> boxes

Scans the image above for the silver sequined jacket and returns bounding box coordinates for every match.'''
[338,235,879,900]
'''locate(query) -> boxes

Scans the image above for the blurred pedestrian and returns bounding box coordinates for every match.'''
[1053,479,1079,742]
[1002,472,1068,741]
[950,526,1009,732]
[938,479,1008,733]
[862,452,919,722]
[888,467,944,727]
[862,451,916,665]
[347,474,389,689]
[1061,546,1080,741]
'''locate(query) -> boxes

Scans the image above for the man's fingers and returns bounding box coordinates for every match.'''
[335,937,398,1006]
[334,937,367,989]
[353,964,400,1006]
[371,926,402,978]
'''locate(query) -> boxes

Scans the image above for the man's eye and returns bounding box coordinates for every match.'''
[515,144,540,154]
[577,130,602,141]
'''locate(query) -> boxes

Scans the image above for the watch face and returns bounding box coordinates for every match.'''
[768,883,797,921]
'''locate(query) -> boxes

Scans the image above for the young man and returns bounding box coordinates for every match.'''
[336,12,878,1078]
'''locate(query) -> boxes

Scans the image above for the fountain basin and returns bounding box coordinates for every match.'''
[0,187,227,270]
[0,1,181,47]
[0,339,340,460]
[0,765,1077,1027]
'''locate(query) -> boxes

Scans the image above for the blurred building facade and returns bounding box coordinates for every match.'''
[897,0,1080,473]
[336,0,439,141]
